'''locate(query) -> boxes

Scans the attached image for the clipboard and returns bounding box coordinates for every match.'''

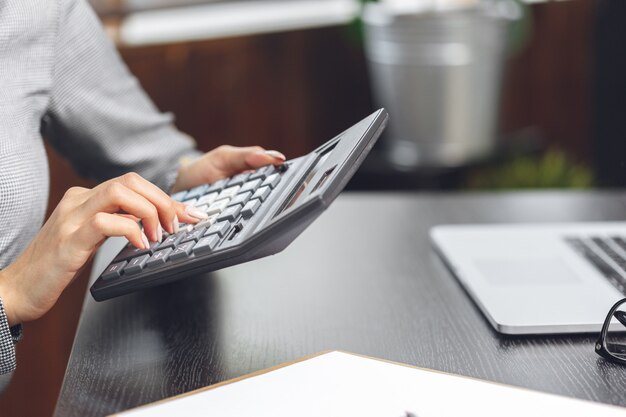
[110,351,626,417]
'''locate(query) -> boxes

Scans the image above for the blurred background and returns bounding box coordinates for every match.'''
[1,0,624,415]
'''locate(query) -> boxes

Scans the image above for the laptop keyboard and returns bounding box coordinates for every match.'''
[100,163,288,281]
[566,236,626,294]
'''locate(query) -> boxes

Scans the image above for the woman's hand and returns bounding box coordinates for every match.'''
[0,145,286,326]
[171,146,285,193]
[0,173,201,326]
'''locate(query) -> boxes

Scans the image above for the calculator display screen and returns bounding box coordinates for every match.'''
[277,144,336,215]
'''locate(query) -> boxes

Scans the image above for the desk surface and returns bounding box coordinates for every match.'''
[55,191,626,416]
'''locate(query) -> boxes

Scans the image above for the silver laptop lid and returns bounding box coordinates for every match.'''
[431,223,626,335]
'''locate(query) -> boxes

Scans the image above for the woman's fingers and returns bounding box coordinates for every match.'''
[115,173,202,232]
[171,145,287,192]
[75,212,147,250]
[212,145,285,176]
[79,173,202,240]
[244,149,286,170]
[81,180,162,242]
[118,172,192,234]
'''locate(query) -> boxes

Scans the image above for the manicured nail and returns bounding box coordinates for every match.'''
[264,150,286,161]
[173,215,180,233]
[185,204,209,220]
[157,224,163,242]
[141,231,150,249]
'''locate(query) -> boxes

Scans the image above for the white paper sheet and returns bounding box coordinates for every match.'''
[115,351,626,417]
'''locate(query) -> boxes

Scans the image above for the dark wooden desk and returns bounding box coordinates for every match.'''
[54,192,626,416]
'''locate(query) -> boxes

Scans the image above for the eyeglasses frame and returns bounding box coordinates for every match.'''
[596,297,626,364]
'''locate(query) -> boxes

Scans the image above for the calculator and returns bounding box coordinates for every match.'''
[90,109,388,301]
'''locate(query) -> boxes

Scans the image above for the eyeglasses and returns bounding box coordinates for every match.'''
[596,298,626,364]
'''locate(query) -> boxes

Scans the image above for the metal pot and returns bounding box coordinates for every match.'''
[363,1,520,168]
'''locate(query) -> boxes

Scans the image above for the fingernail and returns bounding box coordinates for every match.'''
[264,150,286,161]
[157,224,163,242]
[141,231,150,249]
[173,215,180,234]
[185,204,209,220]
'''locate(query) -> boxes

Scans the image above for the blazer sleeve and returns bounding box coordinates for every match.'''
[0,296,23,393]
[0,296,17,379]
[42,0,201,191]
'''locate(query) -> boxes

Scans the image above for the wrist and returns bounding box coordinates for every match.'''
[0,270,20,326]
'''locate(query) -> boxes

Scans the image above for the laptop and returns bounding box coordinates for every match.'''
[430,223,626,334]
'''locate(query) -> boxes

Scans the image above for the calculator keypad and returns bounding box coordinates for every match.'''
[113,241,159,263]
[206,221,230,237]
[252,186,271,202]
[241,199,261,219]
[101,261,127,280]
[124,254,150,275]
[146,248,172,268]
[228,192,252,208]
[99,163,286,283]
[169,241,195,261]
[193,234,221,254]
[262,173,281,189]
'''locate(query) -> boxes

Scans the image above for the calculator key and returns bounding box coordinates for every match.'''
[193,234,221,254]
[196,192,219,207]
[124,254,150,275]
[248,169,267,181]
[228,192,252,208]
[181,227,207,243]
[178,223,193,233]
[146,248,173,268]
[194,214,218,230]
[206,178,228,193]
[217,205,242,222]
[185,184,209,200]
[158,233,184,250]
[251,186,271,202]
[113,241,159,262]
[216,185,240,202]
[182,197,198,206]
[101,261,128,280]
[226,172,250,187]
[170,190,188,202]
[241,199,262,219]
[263,165,277,175]
[262,173,281,189]
[239,179,262,194]
[170,241,196,261]
[205,221,231,238]
[206,199,230,216]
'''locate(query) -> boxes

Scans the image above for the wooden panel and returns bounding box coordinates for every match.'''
[117,26,374,159]
[499,0,596,160]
